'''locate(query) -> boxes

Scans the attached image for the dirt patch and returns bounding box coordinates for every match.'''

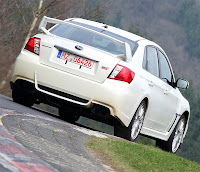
[87,148,124,172]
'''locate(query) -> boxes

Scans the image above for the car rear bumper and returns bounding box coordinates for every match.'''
[11,51,142,127]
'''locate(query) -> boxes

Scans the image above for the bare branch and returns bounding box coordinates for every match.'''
[23,0,44,48]
[80,2,106,19]
[40,0,62,15]
[27,0,36,17]
[14,0,28,29]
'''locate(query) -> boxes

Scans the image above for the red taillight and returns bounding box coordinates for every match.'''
[108,64,135,83]
[24,37,40,55]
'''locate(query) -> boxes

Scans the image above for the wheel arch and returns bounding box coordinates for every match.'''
[119,96,149,128]
[143,97,149,111]
[182,111,189,122]
[182,110,190,138]
[131,96,149,124]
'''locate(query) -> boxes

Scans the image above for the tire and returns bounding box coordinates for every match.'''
[59,107,80,123]
[156,115,186,153]
[12,83,35,107]
[114,100,146,141]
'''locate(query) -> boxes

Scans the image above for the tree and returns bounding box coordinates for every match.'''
[22,0,44,47]
[112,10,122,28]
[128,23,153,41]
[176,0,200,59]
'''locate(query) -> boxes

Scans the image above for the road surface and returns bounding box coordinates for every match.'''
[0,94,109,172]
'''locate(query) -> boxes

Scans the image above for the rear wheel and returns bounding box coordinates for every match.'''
[12,82,35,107]
[156,115,186,153]
[59,107,80,123]
[114,100,146,141]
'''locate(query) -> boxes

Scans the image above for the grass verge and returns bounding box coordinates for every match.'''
[85,137,200,172]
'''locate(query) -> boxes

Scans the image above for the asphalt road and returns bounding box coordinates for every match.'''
[0,94,108,172]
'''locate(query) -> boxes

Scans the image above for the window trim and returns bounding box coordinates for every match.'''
[157,48,175,83]
[142,45,175,86]
[143,45,159,78]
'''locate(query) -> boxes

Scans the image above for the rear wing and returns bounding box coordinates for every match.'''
[39,16,132,61]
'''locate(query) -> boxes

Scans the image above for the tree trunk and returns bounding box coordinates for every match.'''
[23,0,44,48]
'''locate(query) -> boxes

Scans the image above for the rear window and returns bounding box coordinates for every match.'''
[50,22,137,56]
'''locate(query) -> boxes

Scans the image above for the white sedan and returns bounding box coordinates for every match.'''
[10,16,190,153]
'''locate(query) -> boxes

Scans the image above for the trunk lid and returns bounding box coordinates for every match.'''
[38,34,121,83]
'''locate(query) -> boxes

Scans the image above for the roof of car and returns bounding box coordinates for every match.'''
[68,18,145,42]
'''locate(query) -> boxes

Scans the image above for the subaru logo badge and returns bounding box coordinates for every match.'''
[75,45,83,51]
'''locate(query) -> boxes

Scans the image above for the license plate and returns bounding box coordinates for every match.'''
[57,50,94,69]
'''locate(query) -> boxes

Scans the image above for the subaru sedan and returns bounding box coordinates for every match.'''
[10,16,190,153]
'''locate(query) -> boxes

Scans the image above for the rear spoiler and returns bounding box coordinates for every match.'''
[39,16,132,61]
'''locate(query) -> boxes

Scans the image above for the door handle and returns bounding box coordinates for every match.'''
[149,81,154,87]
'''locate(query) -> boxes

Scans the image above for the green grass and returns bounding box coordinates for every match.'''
[86,137,200,172]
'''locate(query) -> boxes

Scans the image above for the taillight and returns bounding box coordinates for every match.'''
[108,64,135,83]
[24,37,40,55]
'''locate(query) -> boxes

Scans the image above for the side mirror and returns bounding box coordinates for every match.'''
[176,79,189,89]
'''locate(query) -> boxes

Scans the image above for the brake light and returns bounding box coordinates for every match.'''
[24,37,40,55]
[108,65,135,83]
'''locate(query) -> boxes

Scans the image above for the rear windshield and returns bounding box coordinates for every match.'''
[50,22,137,56]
